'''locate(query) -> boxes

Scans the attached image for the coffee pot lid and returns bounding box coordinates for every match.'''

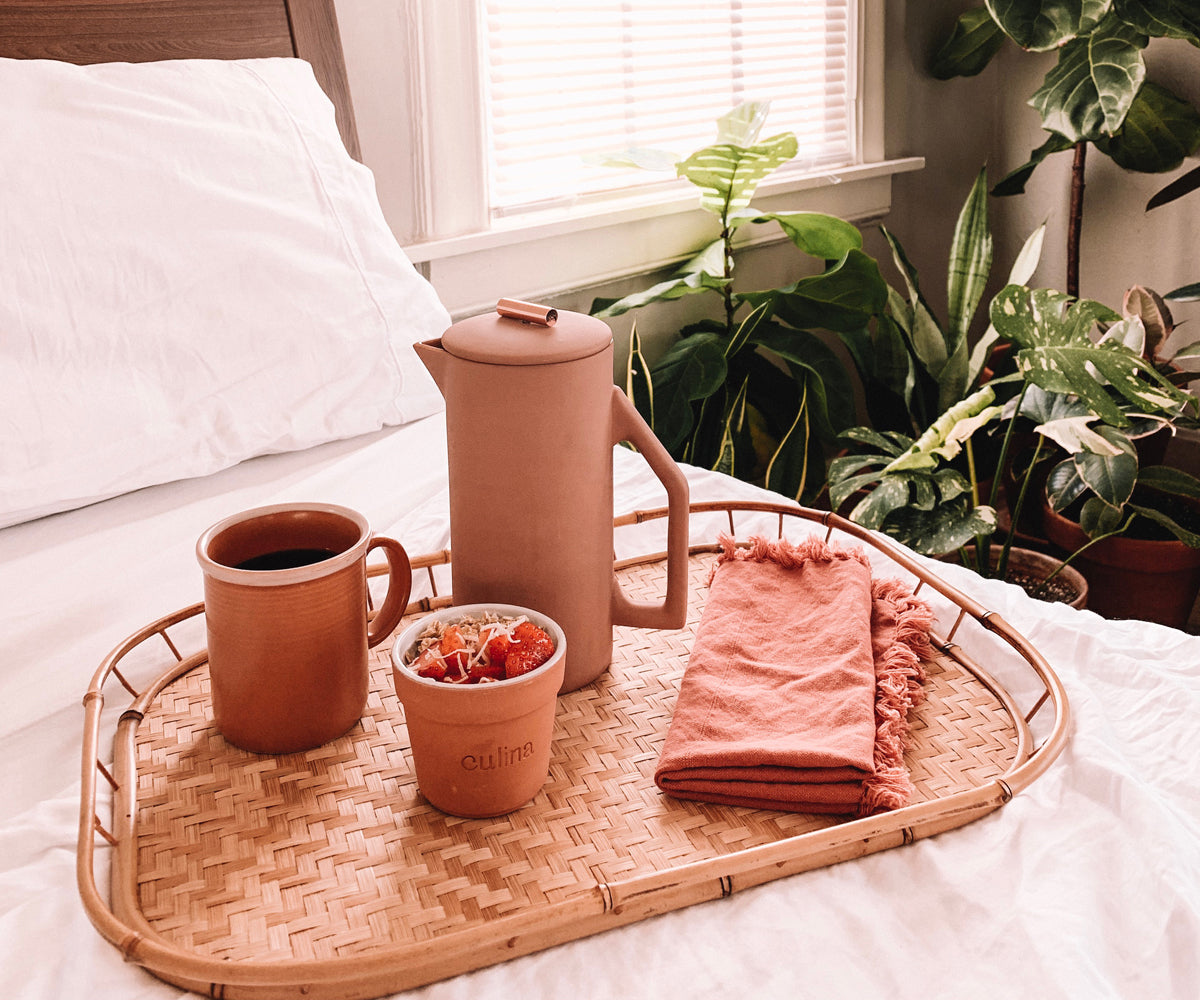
[440,298,612,365]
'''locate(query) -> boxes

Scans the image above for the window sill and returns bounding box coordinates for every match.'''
[405,156,924,320]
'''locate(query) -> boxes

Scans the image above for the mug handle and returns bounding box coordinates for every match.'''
[609,385,690,629]
[365,536,413,647]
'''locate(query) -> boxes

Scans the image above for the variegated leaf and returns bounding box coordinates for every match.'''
[1035,415,1124,455]
[676,133,798,218]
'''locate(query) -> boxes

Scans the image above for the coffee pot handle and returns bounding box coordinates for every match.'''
[609,386,690,630]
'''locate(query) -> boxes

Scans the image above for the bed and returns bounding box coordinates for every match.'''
[2,3,1199,998]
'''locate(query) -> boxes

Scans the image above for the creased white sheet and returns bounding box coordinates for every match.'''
[2,417,1198,1000]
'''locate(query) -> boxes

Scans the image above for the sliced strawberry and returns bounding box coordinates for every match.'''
[469,658,506,682]
[482,629,511,670]
[504,623,554,678]
[410,646,446,681]
[439,626,470,674]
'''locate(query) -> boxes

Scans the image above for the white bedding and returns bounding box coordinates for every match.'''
[3,418,1199,1000]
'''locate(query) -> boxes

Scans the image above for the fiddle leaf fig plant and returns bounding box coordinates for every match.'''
[932,1,1200,295]
[592,102,883,503]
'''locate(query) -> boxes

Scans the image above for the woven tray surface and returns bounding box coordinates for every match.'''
[131,550,1018,963]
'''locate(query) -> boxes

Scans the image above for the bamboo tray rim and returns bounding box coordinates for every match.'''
[76,500,1070,999]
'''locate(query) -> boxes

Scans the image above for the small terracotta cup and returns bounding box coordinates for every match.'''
[197,502,411,754]
[391,604,566,818]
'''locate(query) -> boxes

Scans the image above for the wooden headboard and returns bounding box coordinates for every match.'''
[0,0,361,160]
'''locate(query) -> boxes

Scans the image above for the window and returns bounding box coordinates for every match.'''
[484,1,855,216]
[392,0,920,318]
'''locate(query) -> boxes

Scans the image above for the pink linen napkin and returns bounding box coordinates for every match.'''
[654,534,933,816]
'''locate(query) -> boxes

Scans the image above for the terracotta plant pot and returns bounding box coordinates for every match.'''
[391,604,566,818]
[952,544,1088,609]
[1042,503,1200,629]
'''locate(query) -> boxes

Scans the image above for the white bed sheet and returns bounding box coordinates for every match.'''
[2,416,1198,1000]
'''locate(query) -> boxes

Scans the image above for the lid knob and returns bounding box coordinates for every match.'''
[497,298,558,327]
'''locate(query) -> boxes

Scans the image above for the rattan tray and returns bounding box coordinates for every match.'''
[78,501,1069,999]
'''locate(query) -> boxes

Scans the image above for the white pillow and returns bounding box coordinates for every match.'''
[0,56,449,528]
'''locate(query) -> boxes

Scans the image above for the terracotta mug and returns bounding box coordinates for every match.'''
[197,502,412,753]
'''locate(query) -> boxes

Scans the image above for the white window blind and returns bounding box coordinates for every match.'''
[482,0,856,217]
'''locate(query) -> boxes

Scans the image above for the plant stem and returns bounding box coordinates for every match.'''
[966,439,988,575]
[986,381,1029,579]
[721,226,736,336]
[1067,141,1086,299]
[1028,513,1135,600]
[998,435,1043,581]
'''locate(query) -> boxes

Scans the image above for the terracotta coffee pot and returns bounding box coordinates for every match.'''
[415,299,689,692]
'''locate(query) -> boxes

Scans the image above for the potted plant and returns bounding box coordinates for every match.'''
[1033,284,1200,627]
[931,2,1200,297]
[829,280,1200,610]
[590,101,887,504]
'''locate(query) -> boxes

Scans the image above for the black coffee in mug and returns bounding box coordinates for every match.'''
[234,547,338,571]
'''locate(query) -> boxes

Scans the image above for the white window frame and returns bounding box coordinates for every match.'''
[396,0,921,319]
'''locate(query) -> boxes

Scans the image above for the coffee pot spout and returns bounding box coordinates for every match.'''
[414,339,450,393]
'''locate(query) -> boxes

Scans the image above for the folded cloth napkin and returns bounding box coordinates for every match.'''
[654,534,934,816]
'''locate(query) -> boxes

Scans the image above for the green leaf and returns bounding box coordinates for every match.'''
[1047,457,1091,509]
[751,323,857,433]
[1095,81,1200,173]
[851,476,914,530]
[1072,425,1137,505]
[932,8,1007,79]
[729,209,862,259]
[992,133,1076,196]
[967,221,1047,385]
[1112,0,1200,44]
[1138,464,1200,500]
[591,245,729,317]
[837,426,913,456]
[765,379,822,502]
[1028,15,1148,142]
[724,302,771,359]
[883,500,998,556]
[745,250,889,333]
[1148,165,1200,210]
[1125,503,1200,547]
[648,332,728,451]
[715,101,772,147]
[986,0,1113,51]
[713,378,750,478]
[989,284,1120,347]
[947,166,995,348]
[1080,495,1127,535]
[1166,281,1200,301]
[885,385,1001,471]
[882,228,954,387]
[676,132,798,218]
[1017,341,1193,425]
